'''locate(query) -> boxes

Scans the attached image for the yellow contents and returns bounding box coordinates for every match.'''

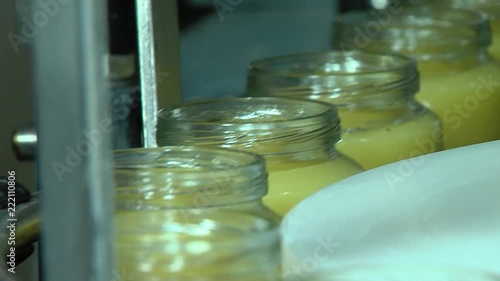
[264,154,362,216]
[115,210,280,281]
[336,109,443,169]
[417,61,500,149]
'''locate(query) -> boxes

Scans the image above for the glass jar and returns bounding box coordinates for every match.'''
[113,146,280,222]
[157,97,363,216]
[115,208,281,280]
[395,0,500,58]
[246,51,443,170]
[293,264,500,281]
[447,1,500,58]
[333,6,500,149]
[113,146,281,280]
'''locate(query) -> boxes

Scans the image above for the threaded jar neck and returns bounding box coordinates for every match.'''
[247,51,419,105]
[113,146,267,209]
[157,97,341,163]
[403,0,500,20]
[333,6,492,62]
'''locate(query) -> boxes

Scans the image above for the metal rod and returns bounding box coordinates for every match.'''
[136,0,159,148]
[136,0,183,148]
[32,0,114,280]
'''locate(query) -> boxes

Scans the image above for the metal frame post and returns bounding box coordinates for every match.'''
[33,0,115,280]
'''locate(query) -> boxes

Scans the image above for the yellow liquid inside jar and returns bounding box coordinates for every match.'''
[335,109,443,169]
[265,154,363,216]
[417,61,500,149]
[115,210,281,281]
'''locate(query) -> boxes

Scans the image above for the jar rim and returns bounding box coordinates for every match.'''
[247,51,419,98]
[113,146,269,208]
[249,50,417,78]
[447,0,500,20]
[113,145,265,172]
[334,6,489,33]
[158,97,340,129]
[157,97,342,157]
[333,6,492,59]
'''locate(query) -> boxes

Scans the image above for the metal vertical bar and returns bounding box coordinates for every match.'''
[33,0,114,280]
[136,0,182,148]
[136,0,159,148]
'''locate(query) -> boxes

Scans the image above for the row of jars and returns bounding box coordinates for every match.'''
[113,3,500,280]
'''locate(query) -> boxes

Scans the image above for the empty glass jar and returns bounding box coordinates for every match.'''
[157,97,363,216]
[334,6,500,149]
[113,146,281,280]
[246,51,443,169]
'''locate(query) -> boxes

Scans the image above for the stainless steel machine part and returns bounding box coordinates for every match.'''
[12,126,36,161]
[32,0,115,280]
[136,0,182,148]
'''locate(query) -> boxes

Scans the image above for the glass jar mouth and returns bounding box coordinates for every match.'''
[247,51,418,98]
[157,97,341,157]
[113,146,267,207]
[448,0,500,20]
[333,6,491,59]
[158,97,339,129]
[113,146,264,171]
[249,51,415,77]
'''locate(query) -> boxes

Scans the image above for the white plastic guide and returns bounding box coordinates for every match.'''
[283,141,500,276]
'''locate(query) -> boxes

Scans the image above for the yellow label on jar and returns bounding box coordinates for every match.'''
[418,61,500,149]
[264,155,362,216]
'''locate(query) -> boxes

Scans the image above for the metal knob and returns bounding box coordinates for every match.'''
[12,126,37,161]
